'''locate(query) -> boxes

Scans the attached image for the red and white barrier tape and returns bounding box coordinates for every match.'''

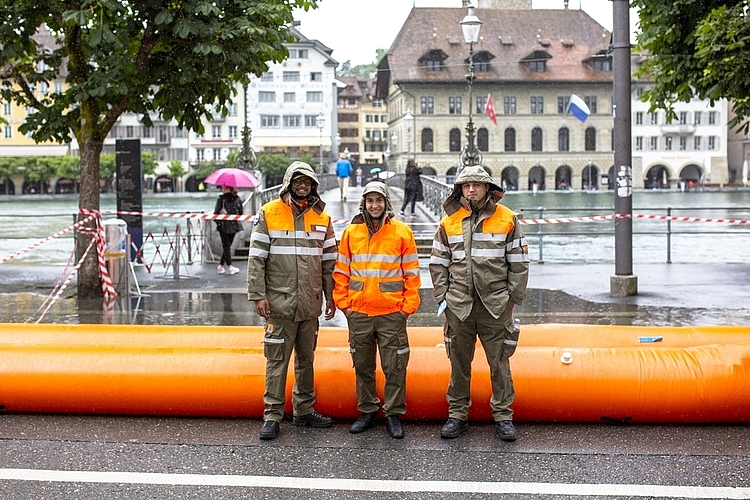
[79,209,117,300]
[0,214,96,265]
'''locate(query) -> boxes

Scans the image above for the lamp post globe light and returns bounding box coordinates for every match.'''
[316,112,325,172]
[460,4,483,170]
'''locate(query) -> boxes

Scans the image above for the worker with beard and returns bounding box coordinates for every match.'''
[333,182,420,439]
[247,161,337,440]
[429,166,529,442]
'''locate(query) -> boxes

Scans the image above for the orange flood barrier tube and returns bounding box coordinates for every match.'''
[1,323,749,423]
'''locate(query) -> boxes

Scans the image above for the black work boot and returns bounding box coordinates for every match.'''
[495,420,517,442]
[292,410,333,428]
[385,415,404,439]
[349,412,377,434]
[259,420,279,440]
[440,417,468,439]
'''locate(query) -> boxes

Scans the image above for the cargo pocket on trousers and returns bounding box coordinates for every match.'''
[263,322,285,361]
[442,321,452,359]
[500,323,519,361]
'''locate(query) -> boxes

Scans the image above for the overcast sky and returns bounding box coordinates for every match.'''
[293,0,638,67]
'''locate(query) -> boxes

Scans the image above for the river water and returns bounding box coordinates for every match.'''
[2,188,749,266]
[1,189,749,325]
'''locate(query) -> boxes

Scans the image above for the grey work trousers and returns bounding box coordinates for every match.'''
[347,311,410,416]
[262,316,318,422]
[444,300,518,421]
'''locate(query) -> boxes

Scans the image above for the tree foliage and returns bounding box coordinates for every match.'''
[0,0,318,298]
[256,153,291,187]
[634,0,750,133]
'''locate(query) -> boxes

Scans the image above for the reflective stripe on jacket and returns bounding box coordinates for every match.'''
[247,197,337,321]
[429,199,529,322]
[333,218,421,316]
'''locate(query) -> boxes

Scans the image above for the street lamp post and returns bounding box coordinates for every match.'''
[460,4,483,171]
[316,112,325,172]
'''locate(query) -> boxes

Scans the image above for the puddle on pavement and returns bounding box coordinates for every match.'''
[2,288,748,326]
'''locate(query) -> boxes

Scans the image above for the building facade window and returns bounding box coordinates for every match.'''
[584,96,597,114]
[420,96,434,114]
[259,91,275,102]
[650,112,658,125]
[229,103,238,116]
[708,111,717,125]
[449,128,461,152]
[694,112,702,125]
[531,127,543,151]
[449,96,462,114]
[476,95,487,114]
[503,96,517,114]
[635,136,643,151]
[585,127,596,151]
[4,125,12,138]
[212,125,221,139]
[260,72,273,82]
[477,127,488,152]
[679,111,688,125]
[649,136,658,150]
[283,115,301,128]
[531,96,544,114]
[504,127,516,152]
[557,96,570,114]
[664,135,673,151]
[229,126,238,139]
[421,128,434,152]
[426,60,441,71]
[310,72,322,82]
[306,91,323,102]
[283,71,300,82]
[694,136,702,150]
[708,136,716,150]
[529,60,546,72]
[558,127,569,151]
[260,115,279,128]
[284,92,296,102]
[679,136,687,150]
[635,112,643,125]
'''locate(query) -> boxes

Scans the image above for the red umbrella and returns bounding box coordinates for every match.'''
[204,168,260,188]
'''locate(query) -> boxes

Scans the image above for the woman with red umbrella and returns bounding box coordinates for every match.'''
[214,185,244,275]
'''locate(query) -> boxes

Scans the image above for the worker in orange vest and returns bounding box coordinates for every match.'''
[333,182,421,439]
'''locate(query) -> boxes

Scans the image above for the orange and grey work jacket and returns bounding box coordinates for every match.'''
[247,197,337,322]
[429,195,529,323]
[333,216,421,316]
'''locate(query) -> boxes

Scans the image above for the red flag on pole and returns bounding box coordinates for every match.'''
[485,93,497,125]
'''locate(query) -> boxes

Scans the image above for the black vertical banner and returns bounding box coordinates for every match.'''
[115,139,143,261]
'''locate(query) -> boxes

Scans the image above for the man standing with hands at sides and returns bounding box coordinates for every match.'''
[335,152,352,201]
[333,182,420,439]
[429,166,529,442]
[247,161,337,441]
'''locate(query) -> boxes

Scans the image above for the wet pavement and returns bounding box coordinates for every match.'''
[2,185,750,498]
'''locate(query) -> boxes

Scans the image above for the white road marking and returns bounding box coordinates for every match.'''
[0,469,749,498]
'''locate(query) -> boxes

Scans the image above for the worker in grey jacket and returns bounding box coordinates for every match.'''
[429,166,529,441]
[247,161,337,440]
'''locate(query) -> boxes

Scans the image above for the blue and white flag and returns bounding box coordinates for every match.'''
[566,94,590,123]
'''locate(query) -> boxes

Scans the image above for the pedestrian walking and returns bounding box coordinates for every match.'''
[214,185,243,275]
[247,161,338,440]
[429,166,529,441]
[335,153,353,201]
[333,182,421,439]
[399,159,423,218]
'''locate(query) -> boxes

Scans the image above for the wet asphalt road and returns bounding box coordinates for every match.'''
[2,413,750,499]
[2,185,750,498]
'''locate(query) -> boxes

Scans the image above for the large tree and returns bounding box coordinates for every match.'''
[634,0,750,133]
[0,0,317,299]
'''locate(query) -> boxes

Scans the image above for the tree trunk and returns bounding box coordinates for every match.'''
[76,137,104,300]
